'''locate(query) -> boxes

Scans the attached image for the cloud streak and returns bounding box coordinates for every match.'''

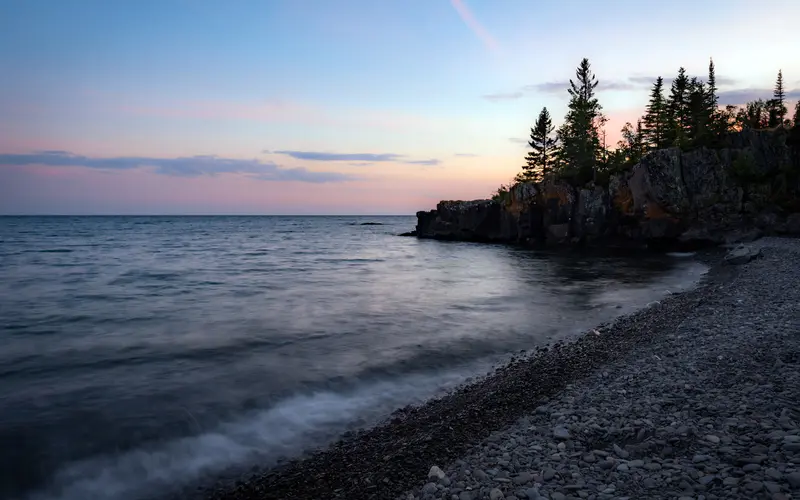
[718,88,800,106]
[450,0,499,52]
[273,150,440,166]
[481,91,524,101]
[0,151,357,183]
[489,74,740,101]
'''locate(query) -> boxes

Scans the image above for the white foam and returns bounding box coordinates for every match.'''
[24,369,479,500]
[666,251,697,258]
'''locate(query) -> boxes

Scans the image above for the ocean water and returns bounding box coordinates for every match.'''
[0,216,707,500]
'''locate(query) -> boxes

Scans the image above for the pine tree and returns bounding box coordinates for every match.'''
[766,99,783,128]
[705,57,726,141]
[667,67,691,148]
[774,70,786,121]
[706,58,718,112]
[794,101,800,129]
[737,99,769,129]
[642,77,669,150]
[687,77,710,146]
[557,58,604,183]
[522,107,557,182]
[617,120,645,167]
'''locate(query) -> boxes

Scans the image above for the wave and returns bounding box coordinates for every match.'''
[22,369,478,500]
[666,251,696,258]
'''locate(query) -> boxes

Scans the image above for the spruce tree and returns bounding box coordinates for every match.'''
[737,99,768,129]
[706,58,718,111]
[642,77,669,150]
[774,70,786,120]
[522,107,557,182]
[687,77,709,146]
[794,101,800,129]
[667,67,691,147]
[617,120,645,167]
[557,58,604,183]
[706,58,725,141]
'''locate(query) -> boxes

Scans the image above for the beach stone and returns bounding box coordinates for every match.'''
[724,245,761,265]
[787,471,800,488]
[429,466,446,480]
[513,472,533,485]
[490,488,505,500]
[524,488,541,499]
[553,426,571,440]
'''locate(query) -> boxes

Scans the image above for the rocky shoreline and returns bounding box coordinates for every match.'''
[200,238,799,500]
[413,129,800,250]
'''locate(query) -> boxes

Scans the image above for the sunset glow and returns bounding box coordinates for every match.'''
[1,0,798,214]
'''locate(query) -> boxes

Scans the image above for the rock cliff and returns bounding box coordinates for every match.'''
[415,128,800,248]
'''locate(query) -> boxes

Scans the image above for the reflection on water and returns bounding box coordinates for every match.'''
[0,216,707,500]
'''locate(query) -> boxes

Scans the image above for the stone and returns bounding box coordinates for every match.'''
[787,471,800,488]
[744,481,764,493]
[429,466,446,480]
[705,435,721,444]
[513,472,533,485]
[490,488,505,500]
[724,245,762,265]
[550,493,566,500]
[422,482,438,495]
[524,488,541,500]
[553,426,571,440]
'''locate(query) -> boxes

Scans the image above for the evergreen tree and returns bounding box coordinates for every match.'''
[687,77,710,146]
[737,99,769,129]
[642,77,669,150]
[522,107,557,182]
[667,67,691,147]
[766,99,784,128]
[705,57,726,141]
[794,101,800,129]
[617,120,645,167]
[557,58,604,183]
[706,58,718,112]
[774,70,786,122]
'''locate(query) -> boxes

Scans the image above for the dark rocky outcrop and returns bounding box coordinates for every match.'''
[415,129,800,249]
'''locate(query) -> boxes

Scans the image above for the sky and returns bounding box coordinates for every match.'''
[1,0,799,215]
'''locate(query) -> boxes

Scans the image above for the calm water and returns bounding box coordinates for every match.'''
[0,216,707,500]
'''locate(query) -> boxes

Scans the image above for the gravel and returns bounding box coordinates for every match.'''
[401,238,800,500]
[203,238,799,500]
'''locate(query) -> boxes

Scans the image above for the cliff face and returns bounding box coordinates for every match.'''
[416,129,800,248]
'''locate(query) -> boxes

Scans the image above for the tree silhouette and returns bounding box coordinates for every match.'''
[522,107,557,182]
[794,101,800,129]
[768,70,788,126]
[557,58,605,182]
[642,77,669,150]
[667,67,691,148]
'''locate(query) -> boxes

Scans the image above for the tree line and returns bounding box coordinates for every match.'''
[512,58,799,187]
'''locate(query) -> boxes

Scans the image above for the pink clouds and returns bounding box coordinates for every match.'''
[0,164,500,215]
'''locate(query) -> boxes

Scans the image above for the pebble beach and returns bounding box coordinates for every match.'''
[209,238,800,500]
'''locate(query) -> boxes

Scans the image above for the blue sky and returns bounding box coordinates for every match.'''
[1,0,798,214]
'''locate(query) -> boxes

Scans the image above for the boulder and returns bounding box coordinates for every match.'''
[724,245,762,265]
